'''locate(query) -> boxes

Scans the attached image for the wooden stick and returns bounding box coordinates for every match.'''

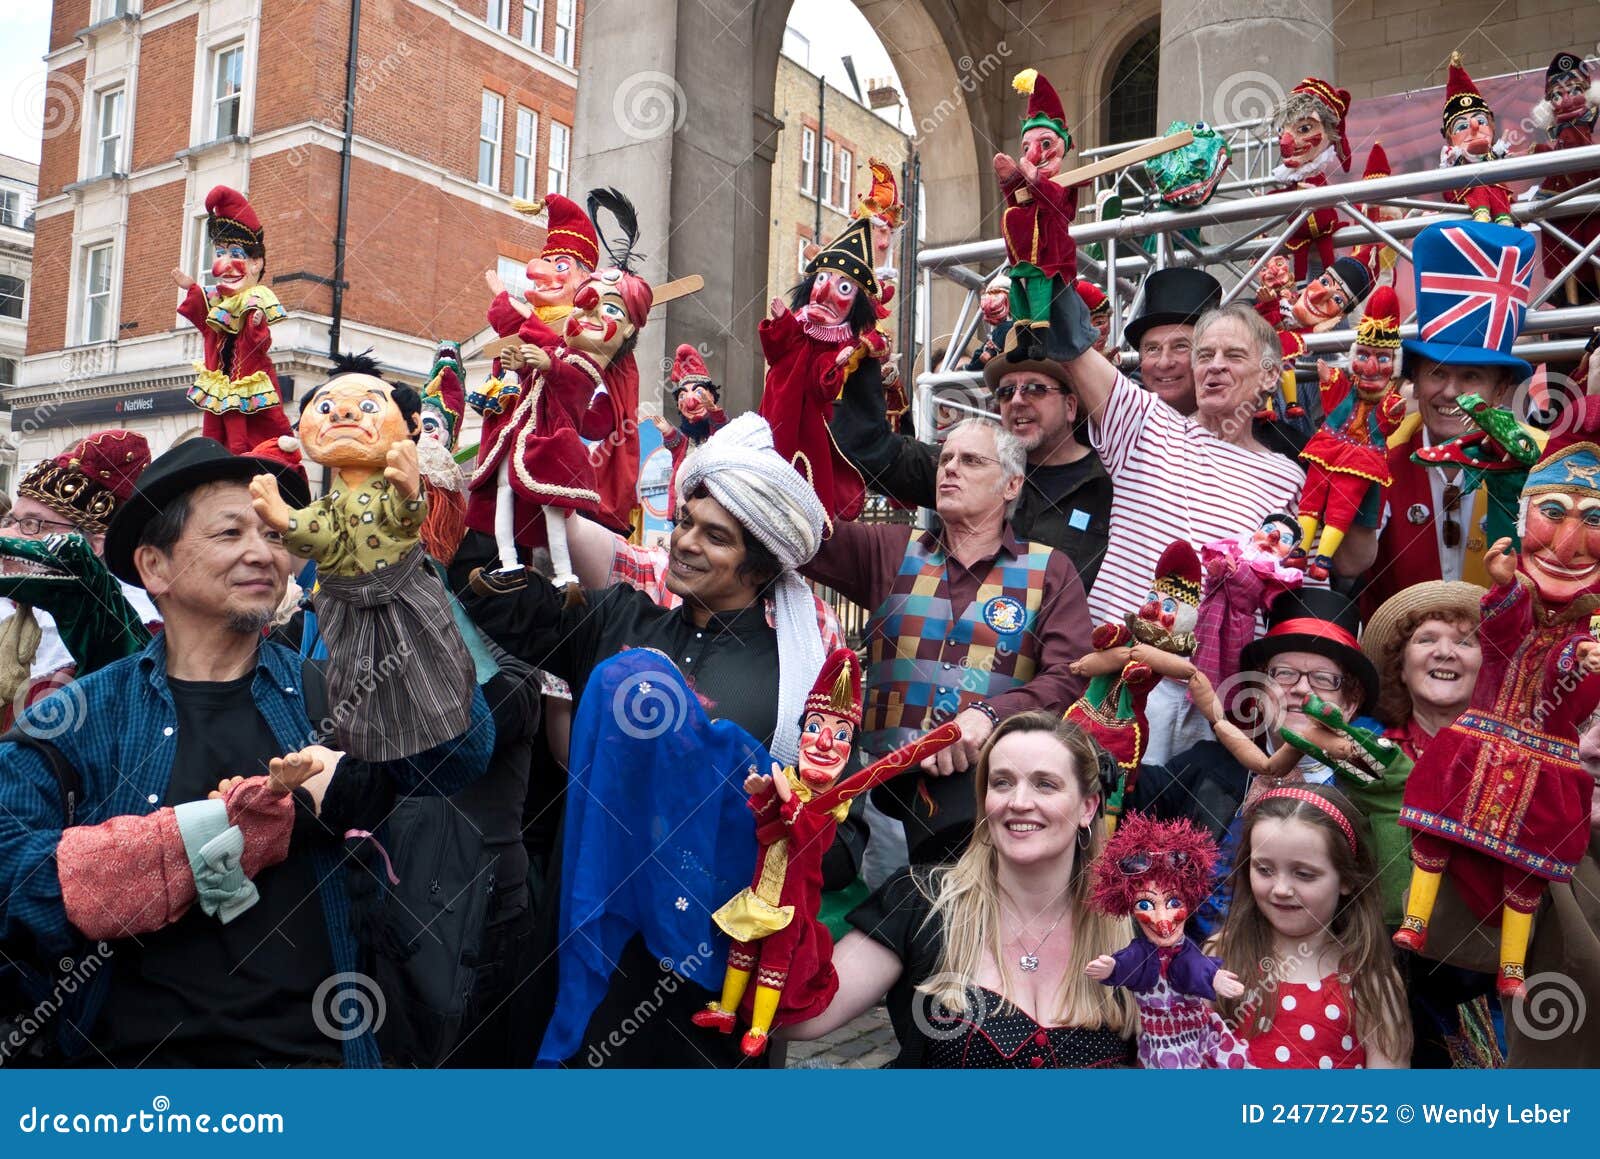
[1049,130,1195,188]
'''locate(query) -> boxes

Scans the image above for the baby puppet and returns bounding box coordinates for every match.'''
[250,351,475,761]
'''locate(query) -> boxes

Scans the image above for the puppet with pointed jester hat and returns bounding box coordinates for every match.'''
[1440,53,1515,225]
[1269,78,1353,284]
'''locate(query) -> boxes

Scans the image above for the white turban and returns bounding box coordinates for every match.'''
[677,413,827,766]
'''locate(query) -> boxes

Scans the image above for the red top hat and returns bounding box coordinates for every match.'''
[1290,78,1352,171]
[1442,52,1493,136]
[804,648,863,728]
[205,185,266,253]
[17,429,152,534]
[539,193,600,271]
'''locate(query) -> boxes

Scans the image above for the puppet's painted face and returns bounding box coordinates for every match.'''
[980,289,1010,325]
[1548,72,1590,122]
[797,709,855,788]
[798,270,862,328]
[1291,272,1354,328]
[1250,519,1298,558]
[525,253,590,310]
[1352,343,1397,397]
[565,281,637,363]
[211,242,264,297]
[1132,886,1189,946]
[298,375,411,469]
[1021,125,1067,179]
[1138,588,1198,638]
[419,406,452,445]
[673,382,717,422]
[1278,114,1327,165]
[1089,306,1111,353]
[1448,109,1496,157]
[1521,490,1600,603]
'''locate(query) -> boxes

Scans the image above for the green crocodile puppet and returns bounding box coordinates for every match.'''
[1085,122,1231,265]
[1278,693,1412,926]
[1411,390,1542,551]
[0,532,152,685]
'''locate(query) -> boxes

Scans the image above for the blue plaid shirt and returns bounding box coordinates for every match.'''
[0,632,495,1066]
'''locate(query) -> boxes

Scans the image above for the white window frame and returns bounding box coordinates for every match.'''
[554,0,576,66]
[82,243,115,345]
[520,0,543,49]
[210,42,245,140]
[0,190,19,229]
[547,120,570,196]
[799,127,815,197]
[486,0,508,33]
[820,138,834,209]
[95,0,132,20]
[513,107,537,199]
[836,147,852,212]
[796,235,811,279]
[190,213,213,286]
[0,357,17,391]
[0,275,23,322]
[479,91,504,189]
[94,87,125,177]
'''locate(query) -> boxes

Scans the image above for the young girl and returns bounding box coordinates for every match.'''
[1214,784,1411,1068]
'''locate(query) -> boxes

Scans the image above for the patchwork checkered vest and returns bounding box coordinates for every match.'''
[860,535,1052,755]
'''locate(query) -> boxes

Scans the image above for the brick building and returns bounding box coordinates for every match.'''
[0,156,39,495]
[767,48,911,350]
[18,0,583,471]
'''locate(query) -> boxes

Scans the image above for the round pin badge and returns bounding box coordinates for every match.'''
[1406,503,1430,525]
[982,595,1026,635]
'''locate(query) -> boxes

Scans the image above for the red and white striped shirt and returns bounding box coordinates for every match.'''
[1087,372,1305,622]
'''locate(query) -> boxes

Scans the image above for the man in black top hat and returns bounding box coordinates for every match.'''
[1123,268,1224,416]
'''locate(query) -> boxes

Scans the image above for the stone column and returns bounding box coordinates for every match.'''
[1156,0,1337,131]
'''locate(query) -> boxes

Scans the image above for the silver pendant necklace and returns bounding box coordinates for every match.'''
[1007,905,1067,972]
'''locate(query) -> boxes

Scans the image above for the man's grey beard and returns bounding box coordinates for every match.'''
[225,607,275,636]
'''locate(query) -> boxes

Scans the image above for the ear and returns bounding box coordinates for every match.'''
[134,543,173,599]
[1002,470,1024,505]
[1080,791,1101,830]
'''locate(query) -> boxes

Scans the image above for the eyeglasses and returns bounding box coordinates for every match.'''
[993,382,1069,403]
[1265,665,1345,692]
[0,514,78,536]
[936,450,1002,472]
[1117,850,1192,875]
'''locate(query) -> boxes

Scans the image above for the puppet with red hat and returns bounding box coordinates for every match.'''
[171,185,293,454]
[1076,279,1111,354]
[1394,395,1600,998]
[853,159,912,430]
[1292,286,1407,580]
[1348,143,1405,286]
[1532,51,1600,302]
[1066,540,1203,832]
[650,343,727,519]
[692,648,962,1056]
[1254,253,1372,419]
[1439,53,1514,225]
[758,217,884,525]
[467,189,650,591]
[1085,813,1250,1069]
[1270,78,1353,283]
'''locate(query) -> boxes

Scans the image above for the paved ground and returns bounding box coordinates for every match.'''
[783,1004,896,1069]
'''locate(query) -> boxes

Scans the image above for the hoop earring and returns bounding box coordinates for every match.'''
[1076,824,1093,852]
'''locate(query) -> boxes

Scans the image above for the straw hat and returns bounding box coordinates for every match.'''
[1361,580,1486,669]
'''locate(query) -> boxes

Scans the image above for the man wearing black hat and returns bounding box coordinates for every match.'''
[0,439,495,1067]
[1131,587,1381,934]
[1123,267,1224,416]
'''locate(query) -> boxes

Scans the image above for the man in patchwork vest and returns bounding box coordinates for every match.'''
[804,419,1092,866]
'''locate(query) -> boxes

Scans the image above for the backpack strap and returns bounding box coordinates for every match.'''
[1,730,83,828]
[300,656,331,736]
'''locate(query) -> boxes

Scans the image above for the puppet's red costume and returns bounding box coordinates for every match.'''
[1272,79,1352,282]
[1532,52,1600,294]
[177,186,292,454]
[1440,55,1514,225]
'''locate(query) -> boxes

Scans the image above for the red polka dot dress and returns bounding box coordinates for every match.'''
[1240,973,1366,1069]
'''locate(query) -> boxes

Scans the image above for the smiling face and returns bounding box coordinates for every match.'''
[211,241,264,297]
[1401,616,1481,719]
[796,270,863,328]
[1448,109,1496,156]
[1548,72,1590,122]
[1248,816,1347,942]
[664,493,762,612]
[1193,316,1272,426]
[298,375,411,469]
[565,281,638,363]
[524,252,590,310]
[1412,358,1514,442]
[1351,342,1398,397]
[995,370,1076,460]
[1020,125,1067,179]
[1278,114,1328,165]
[983,729,1097,868]
[673,383,717,423]
[1138,323,1198,415]
[1132,885,1190,947]
[1520,490,1600,603]
[1291,272,1354,329]
[798,709,855,788]
[1267,648,1360,735]
[1251,518,1298,559]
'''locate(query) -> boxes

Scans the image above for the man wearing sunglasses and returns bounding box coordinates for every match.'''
[829,337,1112,595]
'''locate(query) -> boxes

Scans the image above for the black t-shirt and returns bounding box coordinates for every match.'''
[849,869,1133,1069]
[99,673,341,1067]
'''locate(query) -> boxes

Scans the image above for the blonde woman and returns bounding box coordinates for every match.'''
[785,712,1137,1067]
